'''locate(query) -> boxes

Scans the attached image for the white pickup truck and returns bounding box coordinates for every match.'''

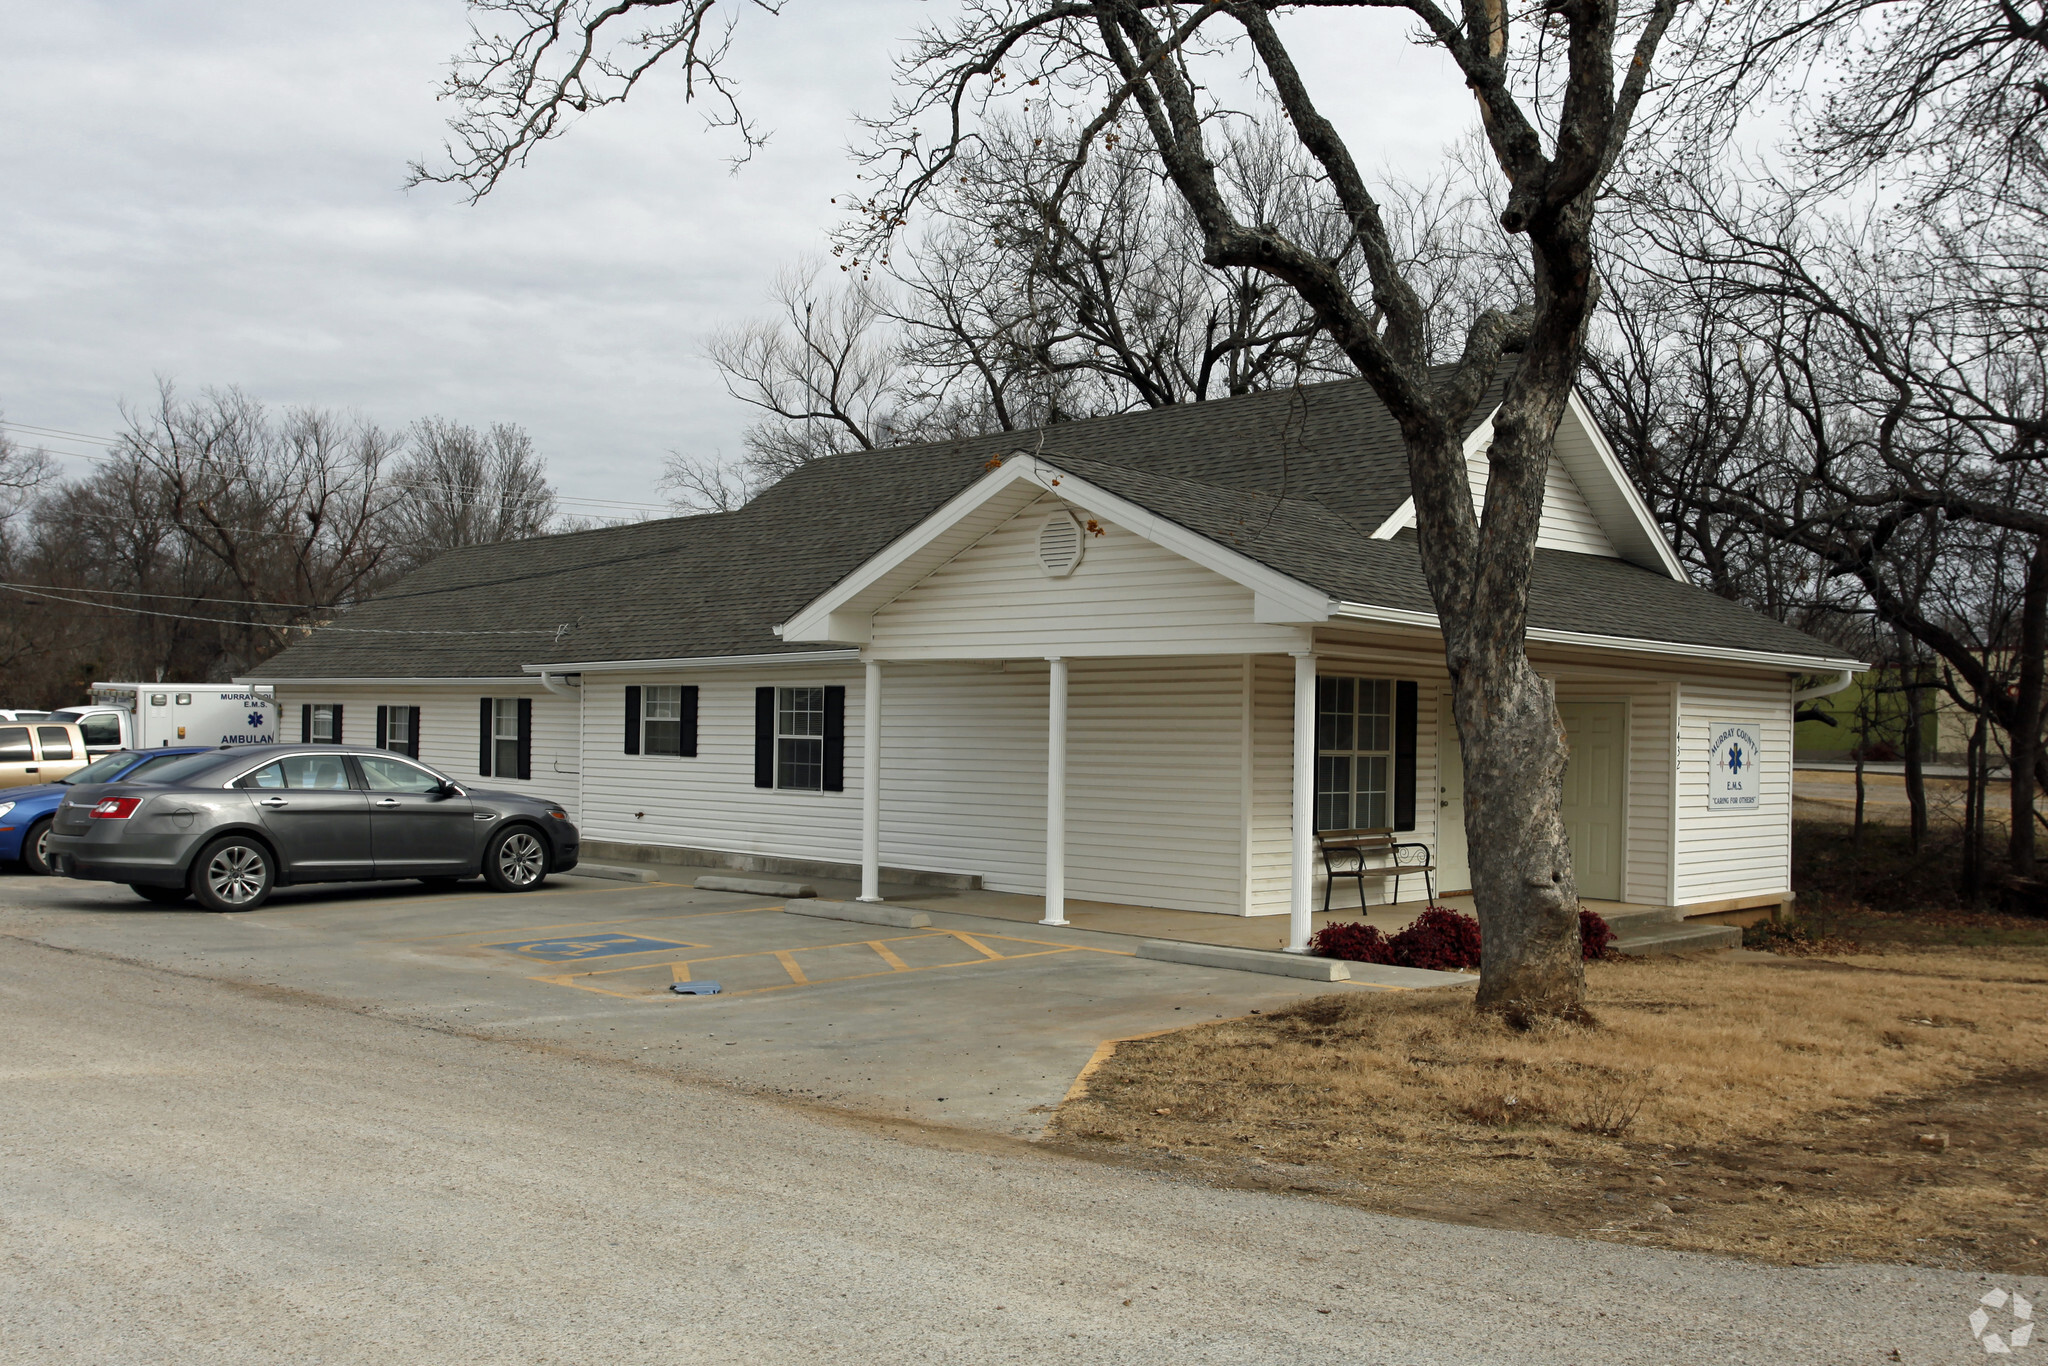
[51,683,278,756]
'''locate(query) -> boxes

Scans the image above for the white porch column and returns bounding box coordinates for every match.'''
[1288,648,1317,953]
[859,658,883,902]
[1041,655,1069,926]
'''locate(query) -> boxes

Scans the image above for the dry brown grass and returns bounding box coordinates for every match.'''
[1050,949,2048,1271]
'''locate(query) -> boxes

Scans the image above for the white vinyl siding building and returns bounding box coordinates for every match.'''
[249,375,1857,938]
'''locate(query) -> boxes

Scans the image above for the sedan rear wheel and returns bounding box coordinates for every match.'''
[189,837,276,912]
[20,817,53,876]
[482,826,548,893]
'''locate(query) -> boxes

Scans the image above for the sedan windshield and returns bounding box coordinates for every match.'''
[60,750,147,785]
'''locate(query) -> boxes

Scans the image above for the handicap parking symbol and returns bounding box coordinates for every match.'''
[490,934,693,962]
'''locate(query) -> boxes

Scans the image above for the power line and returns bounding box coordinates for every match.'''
[0,580,357,611]
[0,582,562,635]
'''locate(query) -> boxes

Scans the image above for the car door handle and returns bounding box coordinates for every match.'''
[373,798,401,808]
[258,797,288,808]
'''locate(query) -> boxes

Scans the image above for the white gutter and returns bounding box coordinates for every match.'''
[234,675,539,686]
[1330,600,1866,673]
[523,649,862,675]
[1793,668,1858,704]
[537,670,582,699]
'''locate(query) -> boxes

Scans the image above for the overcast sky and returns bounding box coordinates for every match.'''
[1,2,1471,516]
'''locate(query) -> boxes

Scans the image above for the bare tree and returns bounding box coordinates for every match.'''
[418,0,1714,1018]
[697,118,1520,504]
[117,384,402,651]
[1595,170,2048,883]
[704,263,921,481]
[380,417,559,570]
[0,420,54,516]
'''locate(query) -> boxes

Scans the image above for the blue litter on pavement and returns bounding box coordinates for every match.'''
[670,980,722,995]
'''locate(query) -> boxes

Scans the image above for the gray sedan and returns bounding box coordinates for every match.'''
[43,745,579,912]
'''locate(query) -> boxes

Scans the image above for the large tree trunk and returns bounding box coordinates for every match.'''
[1452,659,1585,1017]
[1430,362,1589,1019]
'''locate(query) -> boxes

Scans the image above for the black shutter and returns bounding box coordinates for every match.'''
[680,685,698,758]
[753,687,774,788]
[1393,680,1418,832]
[300,704,311,744]
[516,698,532,781]
[479,698,492,777]
[624,685,641,755]
[330,704,342,745]
[376,705,388,750]
[822,685,846,793]
[406,707,421,759]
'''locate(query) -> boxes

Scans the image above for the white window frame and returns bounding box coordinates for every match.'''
[774,686,826,792]
[642,685,684,757]
[1316,675,1394,832]
[490,698,520,779]
[310,703,339,744]
[381,705,413,752]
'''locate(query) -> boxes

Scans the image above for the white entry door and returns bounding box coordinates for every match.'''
[1436,699,1626,900]
[1436,699,1470,894]
[1557,701,1627,902]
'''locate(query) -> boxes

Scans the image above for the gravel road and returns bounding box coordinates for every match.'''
[0,934,2027,1364]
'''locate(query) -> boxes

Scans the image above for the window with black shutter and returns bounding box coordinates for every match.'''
[756,685,843,791]
[639,685,697,757]
[516,698,532,780]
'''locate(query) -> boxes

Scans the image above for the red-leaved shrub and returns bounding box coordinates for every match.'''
[1313,906,1619,968]
[1387,906,1484,970]
[1578,907,1616,960]
[1307,920,1395,964]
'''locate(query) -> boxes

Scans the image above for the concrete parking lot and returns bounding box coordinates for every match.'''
[0,866,1404,1135]
[2,872,2020,1365]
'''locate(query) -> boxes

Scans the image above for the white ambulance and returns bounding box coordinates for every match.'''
[50,683,279,755]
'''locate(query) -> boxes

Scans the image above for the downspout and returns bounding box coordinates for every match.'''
[1792,669,1855,705]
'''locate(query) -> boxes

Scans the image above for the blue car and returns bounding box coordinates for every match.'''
[1,747,216,875]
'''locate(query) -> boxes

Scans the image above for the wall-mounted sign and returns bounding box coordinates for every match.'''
[1709,723,1763,810]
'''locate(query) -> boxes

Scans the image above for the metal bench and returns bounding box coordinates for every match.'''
[1316,828,1436,912]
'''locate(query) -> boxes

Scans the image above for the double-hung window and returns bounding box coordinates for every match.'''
[774,687,826,791]
[1316,676,1393,831]
[379,705,421,756]
[643,686,685,756]
[309,703,340,744]
[491,699,520,778]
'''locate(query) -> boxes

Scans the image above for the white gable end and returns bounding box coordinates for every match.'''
[1462,423,1618,557]
[867,492,1309,660]
[1368,394,1685,577]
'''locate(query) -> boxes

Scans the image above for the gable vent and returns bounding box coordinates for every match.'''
[1037,510,1085,577]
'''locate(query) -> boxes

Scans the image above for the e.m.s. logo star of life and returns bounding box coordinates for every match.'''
[1709,723,1763,811]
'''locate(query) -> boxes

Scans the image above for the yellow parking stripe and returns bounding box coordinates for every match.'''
[949,931,1005,961]
[527,928,1135,1001]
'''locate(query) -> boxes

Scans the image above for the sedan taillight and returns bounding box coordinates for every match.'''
[90,797,142,820]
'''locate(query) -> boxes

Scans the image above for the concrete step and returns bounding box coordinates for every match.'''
[1594,907,1686,936]
[1610,922,1743,957]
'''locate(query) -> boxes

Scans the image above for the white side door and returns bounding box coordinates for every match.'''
[1558,700,1628,902]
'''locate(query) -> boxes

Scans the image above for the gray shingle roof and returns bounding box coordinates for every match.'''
[249,366,1844,680]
